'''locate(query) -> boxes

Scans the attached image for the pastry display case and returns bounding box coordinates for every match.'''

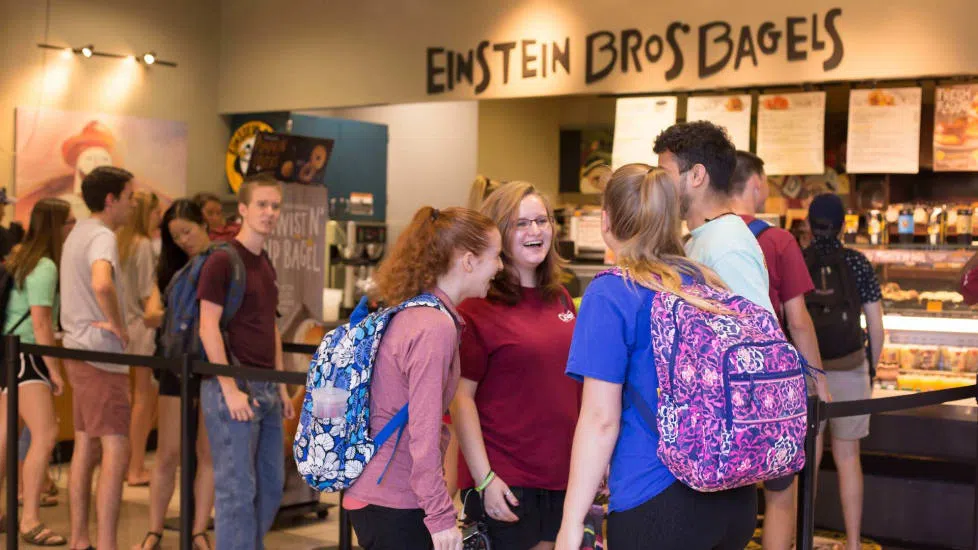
[855,243,978,396]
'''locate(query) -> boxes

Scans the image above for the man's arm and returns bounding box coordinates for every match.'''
[783,295,830,401]
[91,259,128,348]
[199,299,255,421]
[274,325,295,419]
[863,300,884,370]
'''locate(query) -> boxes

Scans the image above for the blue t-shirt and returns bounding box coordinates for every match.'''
[565,274,677,512]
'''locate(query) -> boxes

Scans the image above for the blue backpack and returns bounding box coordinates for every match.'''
[293,293,451,492]
[159,242,247,363]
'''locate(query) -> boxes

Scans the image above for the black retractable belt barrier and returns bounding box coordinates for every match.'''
[2,336,352,549]
[796,396,822,550]
[794,383,978,550]
[180,353,196,550]
[5,335,21,549]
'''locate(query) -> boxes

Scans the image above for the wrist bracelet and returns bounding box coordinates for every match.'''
[475,470,496,493]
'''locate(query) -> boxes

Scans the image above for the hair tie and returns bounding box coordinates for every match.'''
[430,208,440,221]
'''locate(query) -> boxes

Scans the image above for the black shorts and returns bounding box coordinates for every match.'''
[607,481,757,550]
[461,487,565,550]
[349,505,433,550]
[155,368,200,398]
[0,353,51,391]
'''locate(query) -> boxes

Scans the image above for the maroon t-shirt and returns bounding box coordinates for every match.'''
[456,287,581,491]
[740,215,815,321]
[197,240,278,369]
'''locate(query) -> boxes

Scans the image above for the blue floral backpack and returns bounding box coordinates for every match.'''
[293,293,451,492]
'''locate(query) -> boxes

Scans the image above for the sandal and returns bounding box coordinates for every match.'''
[193,532,212,550]
[20,522,67,546]
[138,531,162,550]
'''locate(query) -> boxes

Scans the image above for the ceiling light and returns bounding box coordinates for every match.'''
[142,52,156,65]
[124,55,136,64]
[81,44,94,58]
[61,48,73,59]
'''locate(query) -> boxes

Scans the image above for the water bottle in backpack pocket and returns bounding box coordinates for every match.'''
[293,294,452,492]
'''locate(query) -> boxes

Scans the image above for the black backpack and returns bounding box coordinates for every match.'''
[803,246,865,369]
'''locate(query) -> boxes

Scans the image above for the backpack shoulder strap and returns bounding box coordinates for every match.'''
[747,218,771,239]
[211,243,248,327]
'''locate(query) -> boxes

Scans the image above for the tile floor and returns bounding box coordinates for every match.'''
[1,454,351,549]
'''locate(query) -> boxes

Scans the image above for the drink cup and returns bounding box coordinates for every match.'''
[312,386,351,418]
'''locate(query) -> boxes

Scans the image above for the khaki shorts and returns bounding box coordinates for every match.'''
[824,359,871,441]
[66,359,131,437]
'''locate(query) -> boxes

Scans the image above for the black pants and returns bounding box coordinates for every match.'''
[607,482,757,550]
[461,487,565,550]
[349,505,433,550]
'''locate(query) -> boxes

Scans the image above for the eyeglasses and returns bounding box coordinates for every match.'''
[514,216,552,231]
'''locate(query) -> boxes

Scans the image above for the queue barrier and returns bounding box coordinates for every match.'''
[2,335,356,550]
[5,333,977,549]
[795,383,978,550]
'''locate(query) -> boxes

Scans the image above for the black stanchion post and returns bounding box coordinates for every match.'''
[180,354,196,550]
[338,490,352,550]
[5,335,20,549]
[973,383,978,550]
[796,396,821,550]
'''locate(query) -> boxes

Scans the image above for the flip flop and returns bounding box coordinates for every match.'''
[193,532,212,550]
[20,522,67,546]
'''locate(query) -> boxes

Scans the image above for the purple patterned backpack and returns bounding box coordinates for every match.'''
[598,270,810,492]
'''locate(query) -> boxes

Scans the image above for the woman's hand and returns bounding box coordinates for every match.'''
[48,368,65,397]
[430,526,463,550]
[554,521,584,550]
[482,476,519,523]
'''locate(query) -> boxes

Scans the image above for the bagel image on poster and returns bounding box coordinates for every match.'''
[13,107,188,223]
[246,132,334,185]
[226,120,274,193]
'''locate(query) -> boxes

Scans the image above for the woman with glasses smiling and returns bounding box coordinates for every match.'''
[451,181,581,550]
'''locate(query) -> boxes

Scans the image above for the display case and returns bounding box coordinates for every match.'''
[853,243,978,395]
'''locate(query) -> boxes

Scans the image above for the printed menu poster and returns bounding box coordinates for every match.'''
[756,92,826,175]
[934,85,978,172]
[686,95,752,151]
[847,88,921,174]
[612,96,678,169]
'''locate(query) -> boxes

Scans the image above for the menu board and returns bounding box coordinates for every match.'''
[934,85,978,172]
[847,88,922,174]
[612,96,678,169]
[686,95,752,151]
[756,92,826,175]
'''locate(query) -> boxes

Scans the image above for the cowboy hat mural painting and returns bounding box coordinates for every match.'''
[14,107,188,222]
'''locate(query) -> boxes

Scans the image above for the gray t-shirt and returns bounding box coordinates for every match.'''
[60,217,128,373]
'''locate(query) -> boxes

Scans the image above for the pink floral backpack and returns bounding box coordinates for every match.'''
[598,270,811,492]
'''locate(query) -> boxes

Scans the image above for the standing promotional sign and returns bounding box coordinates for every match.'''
[265,183,329,333]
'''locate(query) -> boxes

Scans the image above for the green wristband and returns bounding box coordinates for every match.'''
[475,470,496,493]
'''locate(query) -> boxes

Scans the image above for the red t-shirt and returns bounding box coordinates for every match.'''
[740,215,815,321]
[456,287,581,491]
[197,240,278,369]
[962,263,978,305]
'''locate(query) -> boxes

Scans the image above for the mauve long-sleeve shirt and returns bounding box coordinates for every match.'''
[343,289,462,534]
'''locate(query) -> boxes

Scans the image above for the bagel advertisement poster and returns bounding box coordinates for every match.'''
[934,85,978,172]
[13,107,188,223]
[246,132,334,185]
